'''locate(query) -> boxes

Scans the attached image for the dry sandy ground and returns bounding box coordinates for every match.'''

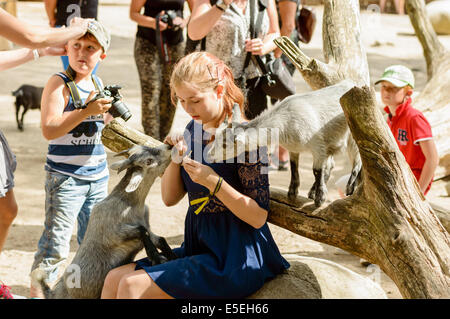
[0,2,449,299]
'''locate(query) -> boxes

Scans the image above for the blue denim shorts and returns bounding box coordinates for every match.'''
[0,130,17,198]
[31,171,108,284]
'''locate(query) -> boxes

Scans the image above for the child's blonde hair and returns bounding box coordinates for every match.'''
[170,52,246,122]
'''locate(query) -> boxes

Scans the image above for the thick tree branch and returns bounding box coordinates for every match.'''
[274,36,339,90]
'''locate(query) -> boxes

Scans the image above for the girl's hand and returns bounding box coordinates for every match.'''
[164,133,187,164]
[182,157,219,192]
[85,91,112,116]
[245,38,264,56]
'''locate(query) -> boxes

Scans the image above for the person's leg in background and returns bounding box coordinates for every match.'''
[0,190,17,254]
[0,132,18,253]
[394,0,405,15]
[245,77,268,121]
[134,36,163,139]
[379,0,387,13]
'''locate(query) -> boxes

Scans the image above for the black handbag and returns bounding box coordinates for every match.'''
[296,6,317,44]
[252,54,296,100]
[244,0,296,100]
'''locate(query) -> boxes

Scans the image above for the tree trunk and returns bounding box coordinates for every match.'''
[273,0,450,298]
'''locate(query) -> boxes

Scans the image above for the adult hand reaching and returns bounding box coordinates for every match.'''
[38,45,67,57]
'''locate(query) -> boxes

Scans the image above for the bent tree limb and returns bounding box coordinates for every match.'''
[273,0,450,298]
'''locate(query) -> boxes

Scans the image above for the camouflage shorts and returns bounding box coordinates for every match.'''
[134,36,185,140]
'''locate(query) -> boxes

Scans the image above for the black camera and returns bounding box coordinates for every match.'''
[92,85,132,122]
[160,10,180,31]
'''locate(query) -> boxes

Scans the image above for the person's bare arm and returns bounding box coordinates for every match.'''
[187,0,230,40]
[44,0,58,27]
[245,0,280,56]
[161,161,187,206]
[261,0,280,54]
[0,46,66,71]
[418,139,439,195]
[160,135,188,206]
[0,8,87,49]
[41,76,111,140]
[274,0,297,58]
[130,0,167,30]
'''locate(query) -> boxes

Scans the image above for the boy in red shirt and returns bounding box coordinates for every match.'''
[375,65,439,195]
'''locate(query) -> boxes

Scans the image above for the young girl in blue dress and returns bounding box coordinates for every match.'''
[101,51,289,299]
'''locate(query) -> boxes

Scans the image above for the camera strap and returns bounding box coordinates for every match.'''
[155,13,170,64]
[242,0,267,76]
[65,65,102,109]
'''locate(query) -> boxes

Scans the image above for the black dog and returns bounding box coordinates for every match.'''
[12,84,44,131]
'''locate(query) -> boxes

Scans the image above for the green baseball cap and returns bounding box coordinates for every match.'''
[375,65,415,89]
[86,20,111,53]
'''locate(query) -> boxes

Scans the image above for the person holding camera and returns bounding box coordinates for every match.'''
[130,0,194,141]
[187,0,280,120]
[29,20,113,299]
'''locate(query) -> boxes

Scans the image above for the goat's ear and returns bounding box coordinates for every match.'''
[231,103,241,126]
[110,159,131,173]
[125,170,143,193]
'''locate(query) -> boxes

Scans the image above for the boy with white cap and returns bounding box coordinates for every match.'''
[375,65,438,195]
[30,20,113,298]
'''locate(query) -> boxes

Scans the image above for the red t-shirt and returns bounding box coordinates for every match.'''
[384,98,433,194]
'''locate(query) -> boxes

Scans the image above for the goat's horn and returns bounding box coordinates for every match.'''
[114,149,131,158]
[231,103,241,124]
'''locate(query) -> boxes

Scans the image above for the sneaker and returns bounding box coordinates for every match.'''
[0,283,13,299]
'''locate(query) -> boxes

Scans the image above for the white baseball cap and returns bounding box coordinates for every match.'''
[375,65,415,89]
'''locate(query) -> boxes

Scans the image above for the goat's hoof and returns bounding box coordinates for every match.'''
[307,188,316,200]
[287,189,297,201]
[345,183,355,196]
[314,190,327,207]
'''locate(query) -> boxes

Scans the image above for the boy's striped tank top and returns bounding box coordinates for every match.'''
[45,72,108,181]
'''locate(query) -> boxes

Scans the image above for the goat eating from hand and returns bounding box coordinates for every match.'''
[31,144,177,299]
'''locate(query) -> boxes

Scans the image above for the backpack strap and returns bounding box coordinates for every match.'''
[64,66,85,109]
[63,65,102,110]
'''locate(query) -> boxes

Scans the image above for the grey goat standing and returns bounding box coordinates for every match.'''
[208,80,362,207]
[31,144,177,299]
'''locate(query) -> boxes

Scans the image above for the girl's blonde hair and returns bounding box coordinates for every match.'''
[170,52,246,123]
